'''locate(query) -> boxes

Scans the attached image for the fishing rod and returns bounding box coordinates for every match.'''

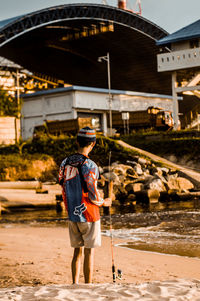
[108,151,122,283]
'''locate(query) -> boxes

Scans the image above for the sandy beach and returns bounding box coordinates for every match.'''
[1,225,200,300]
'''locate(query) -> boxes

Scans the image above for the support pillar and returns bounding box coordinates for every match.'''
[102,112,108,136]
[172,71,179,130]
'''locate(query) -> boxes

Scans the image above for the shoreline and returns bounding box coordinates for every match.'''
[1,225,200,299]
[1,225,200,288]
[116,243,200,261]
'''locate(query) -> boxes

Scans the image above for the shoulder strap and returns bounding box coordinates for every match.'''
[77,161,88,193]
[60,154,88,192]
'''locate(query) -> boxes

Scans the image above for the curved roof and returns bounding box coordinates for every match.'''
[157,19,200,46]
[0,3,171,94]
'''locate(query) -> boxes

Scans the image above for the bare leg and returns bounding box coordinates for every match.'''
[71,247,82,284]
[83,248,94,283]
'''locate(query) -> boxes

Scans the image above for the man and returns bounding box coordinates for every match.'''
[59,127,112,284]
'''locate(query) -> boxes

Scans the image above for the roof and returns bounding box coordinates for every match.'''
[157,19,200,46]
[21,85,181,100]
[0,56,23,69]
[0,16,22,29]
[0,3,171,95]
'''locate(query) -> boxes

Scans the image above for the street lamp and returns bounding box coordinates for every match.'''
[98,52,112,136]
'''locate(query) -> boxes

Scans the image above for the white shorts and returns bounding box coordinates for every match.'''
[68,220,101,248]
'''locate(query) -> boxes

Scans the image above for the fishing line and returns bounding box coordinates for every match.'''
[108,150,116,282]
[108,151,122,283]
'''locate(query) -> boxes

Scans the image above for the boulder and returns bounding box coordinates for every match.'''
[167,176,194,192]
[133,163,143,176]
[149,179,166,192]
[138,157,148,166]
[147,189,160,203]
[125,182,144,193]
[160,167,169,175]
[176,177,194,191]
[102,172,119,183]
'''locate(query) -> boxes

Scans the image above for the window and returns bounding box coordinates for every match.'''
[190,39,199,48]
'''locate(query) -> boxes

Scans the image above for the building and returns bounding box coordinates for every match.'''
[157,19,200,129]
[21,85,174,140]
[0,3,171,95]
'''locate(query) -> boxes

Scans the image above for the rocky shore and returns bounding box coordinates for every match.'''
[98,155,199,205]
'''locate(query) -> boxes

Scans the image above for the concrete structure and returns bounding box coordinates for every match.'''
[0,3,171,95]
[157,19,200,130]
[21,85,174,140]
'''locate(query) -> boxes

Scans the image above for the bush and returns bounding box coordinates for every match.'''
[0,153,57,181]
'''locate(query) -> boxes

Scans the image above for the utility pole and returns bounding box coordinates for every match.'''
[98,52,112,136]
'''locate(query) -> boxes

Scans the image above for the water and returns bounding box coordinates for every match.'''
[1,199,200,258]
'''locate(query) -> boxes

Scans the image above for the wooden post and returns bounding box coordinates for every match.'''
[108,180,113,199]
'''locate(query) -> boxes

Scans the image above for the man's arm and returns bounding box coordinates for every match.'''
[82,161,111,207]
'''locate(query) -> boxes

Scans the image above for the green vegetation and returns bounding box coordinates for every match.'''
[0,153,56,181]
[0,134,142,181]
[122,130,200,164]
[0,89,21,117]
[1,129,200,182]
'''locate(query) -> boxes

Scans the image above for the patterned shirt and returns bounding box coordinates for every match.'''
[59,153,104,222]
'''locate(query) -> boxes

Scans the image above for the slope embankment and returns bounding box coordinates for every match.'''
[117,140,200,188]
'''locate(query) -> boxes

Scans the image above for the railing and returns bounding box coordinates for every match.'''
[157,47,200,72]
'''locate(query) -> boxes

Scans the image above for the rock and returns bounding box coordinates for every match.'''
[149,179,166,192]
[176,177,194,191]
[125,182,144,193]
[154,173,168,184]
[133,164,143,176]
[112,166,125,176]
[168,154,177,163]
[101,159,195,205]
[147,189,160,203]
[98,175,106,188]
[127,157,139,165]
[118,175,126,183]
[103,172,119,183]
[126,168,137,176]
[143,175,155,185]
[143,169,150,176]
[132,183,144,192]
[167,176,194,192]
[112,164,134,176]
[149,166,158,176]
[160,167,169,175]
[99,166,104,174]
[113,184,128,203]
[138,157,148,166]
[125,183,134,193]
[155,167,163,177]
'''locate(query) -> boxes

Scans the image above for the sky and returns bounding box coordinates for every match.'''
[0,0,199,33]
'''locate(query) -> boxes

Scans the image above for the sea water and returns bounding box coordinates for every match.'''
[1,199,200,258]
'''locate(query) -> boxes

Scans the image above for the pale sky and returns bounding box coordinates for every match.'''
[0,0,199,33]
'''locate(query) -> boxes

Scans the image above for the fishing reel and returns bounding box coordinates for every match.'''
[113,268,123,282]
[117,269,122,280]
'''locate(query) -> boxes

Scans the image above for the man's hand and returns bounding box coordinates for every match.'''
[103,198,112,207]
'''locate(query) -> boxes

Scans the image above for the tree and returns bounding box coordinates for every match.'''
[0,88,20,117]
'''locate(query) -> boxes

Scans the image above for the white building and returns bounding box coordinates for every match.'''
[21,85,175,140]
[157,19,200,130]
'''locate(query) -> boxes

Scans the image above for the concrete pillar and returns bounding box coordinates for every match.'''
[102,112,108,136]
[172,71,179,130]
